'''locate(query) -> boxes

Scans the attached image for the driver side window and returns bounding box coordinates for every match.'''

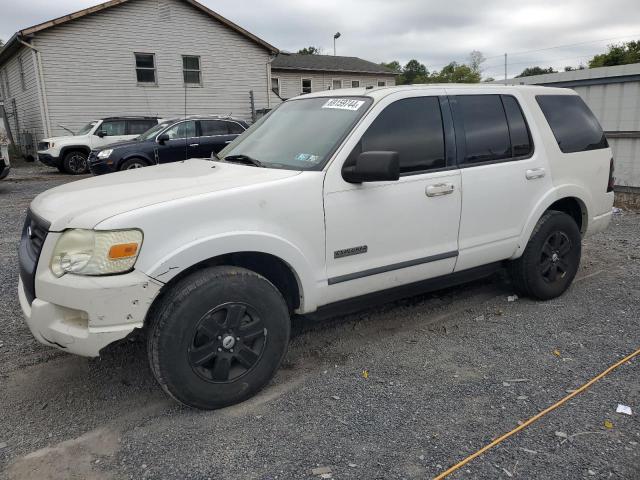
[348,96,446,174]
[165,121,196,139]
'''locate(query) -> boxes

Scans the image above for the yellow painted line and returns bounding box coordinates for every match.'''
[434,347,640,479]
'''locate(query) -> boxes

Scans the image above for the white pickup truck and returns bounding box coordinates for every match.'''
[19,85,614,409]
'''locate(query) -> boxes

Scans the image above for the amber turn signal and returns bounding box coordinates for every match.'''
[108,243,139,259]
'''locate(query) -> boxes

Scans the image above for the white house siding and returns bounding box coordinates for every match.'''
[33,0,273,137]
[270,70,396,104]
[0,46,44,157]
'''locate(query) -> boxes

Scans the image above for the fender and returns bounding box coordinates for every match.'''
[142,231,320,313]
[59,145,91,158]
[511,183,592,258]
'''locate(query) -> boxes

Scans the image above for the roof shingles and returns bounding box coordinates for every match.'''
[271,53,394,75]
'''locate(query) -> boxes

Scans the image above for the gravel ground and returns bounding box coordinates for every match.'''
[1,166,639,480]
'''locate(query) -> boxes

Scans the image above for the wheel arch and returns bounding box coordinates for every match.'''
[120,155,153,169]
[513,185,592,259]
[59,145,91,158]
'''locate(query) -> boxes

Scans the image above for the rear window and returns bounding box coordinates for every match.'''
[536,95,608,153]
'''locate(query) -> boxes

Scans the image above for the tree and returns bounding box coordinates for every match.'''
[516,66,557,77]
[468,50,485,76]
[402,59,428,84]
[297,46,320,55]
[589,40,640,68]
[430,62,480,83]
[380,61,402,74]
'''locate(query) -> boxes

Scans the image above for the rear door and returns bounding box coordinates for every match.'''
[156,120,198,163]
[197,120,236,158]
[449,90,553,271]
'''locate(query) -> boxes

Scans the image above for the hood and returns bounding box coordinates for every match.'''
[31,159,301,231]
[40,135,78,144]
[95,138,145,151]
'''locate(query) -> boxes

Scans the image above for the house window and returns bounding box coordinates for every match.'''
[182,55,201,85]
[135,53,156,84]
[377,80,386,87]
[271,77,280,96]
[18,56,26,91]
[332,79,342,90]
[351,80,360,88]
[301,78,312,94]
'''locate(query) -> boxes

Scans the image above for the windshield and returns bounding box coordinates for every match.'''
[219,97,372,170]
[138,122,171,141]
[76,122,98,136]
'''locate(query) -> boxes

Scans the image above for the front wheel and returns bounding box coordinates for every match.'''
[62,151,89,174]
[509,211,582,300]
[120,158,149,170]
[147,266,291,409]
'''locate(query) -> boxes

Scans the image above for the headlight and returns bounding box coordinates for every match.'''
[50,229,143,277]
[97,149,113,159]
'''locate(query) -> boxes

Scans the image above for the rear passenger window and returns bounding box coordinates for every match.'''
[128,120,156,135]
[200,120,228,136]
[456,95,511,163]
[355,96,445,174]
[502,96,532,157]
[536,95,608,153]
[100,120,126,136]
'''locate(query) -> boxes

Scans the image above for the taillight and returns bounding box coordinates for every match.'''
[607,158,615,192]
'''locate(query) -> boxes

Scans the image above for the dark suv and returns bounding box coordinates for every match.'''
[88,116,249,174]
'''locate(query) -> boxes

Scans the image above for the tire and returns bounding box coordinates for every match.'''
[509,211,581,300]
[62,150,89,174]
[120,158,149,170]
[147,266,291,410]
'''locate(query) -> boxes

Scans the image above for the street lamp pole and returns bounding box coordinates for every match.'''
[333,32,341,56]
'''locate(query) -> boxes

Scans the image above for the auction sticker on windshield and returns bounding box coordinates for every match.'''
[322,98,365,111]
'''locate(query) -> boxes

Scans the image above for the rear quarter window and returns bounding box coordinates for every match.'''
[536,95,608,153]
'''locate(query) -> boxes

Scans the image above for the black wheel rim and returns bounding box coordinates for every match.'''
[188,302,267,383]
[540,231,572,283]
[68,153,87,174]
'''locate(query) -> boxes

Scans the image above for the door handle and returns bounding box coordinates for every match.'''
[526,168,546,180]
[224,140,233,144]
[189,143,199,147]
[426,183,455,197]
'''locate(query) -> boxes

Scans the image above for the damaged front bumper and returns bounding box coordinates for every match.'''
[18,270,163,357]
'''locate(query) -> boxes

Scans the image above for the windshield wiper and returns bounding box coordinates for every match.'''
[223,154,265,168]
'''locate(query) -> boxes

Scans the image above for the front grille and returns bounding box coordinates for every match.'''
[37,142,49,151]
[18,210,50,305]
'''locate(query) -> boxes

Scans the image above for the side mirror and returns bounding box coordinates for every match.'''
[157,133,170,145]
[342,151,400,183]
[96,130,106,138]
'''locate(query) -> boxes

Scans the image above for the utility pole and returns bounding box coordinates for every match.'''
[504,53,508,85]
[333,32,341,56]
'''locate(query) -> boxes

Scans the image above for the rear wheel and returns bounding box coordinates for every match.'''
[62,150,89,174]
[509,211,581,300]
[120,158,149,170]
[147,266,290,409]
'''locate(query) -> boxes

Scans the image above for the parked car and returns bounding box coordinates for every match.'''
[0,146,9,180]
[18,85,614,410]
[88,116,249,174]
[37,116,160,174]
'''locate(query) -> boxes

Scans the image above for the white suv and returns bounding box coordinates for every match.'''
[37,116,159,174]
[18,85,614,409]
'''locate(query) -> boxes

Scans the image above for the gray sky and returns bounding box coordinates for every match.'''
[1,0,639,78]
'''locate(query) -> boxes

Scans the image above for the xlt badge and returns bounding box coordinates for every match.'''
[334,245,368,259]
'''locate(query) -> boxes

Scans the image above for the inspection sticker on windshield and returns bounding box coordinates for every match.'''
[322,98,365,111]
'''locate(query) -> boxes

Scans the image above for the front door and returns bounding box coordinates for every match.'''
[90,119,130,149]
[323,92,462,304]
[156,120,199,163]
